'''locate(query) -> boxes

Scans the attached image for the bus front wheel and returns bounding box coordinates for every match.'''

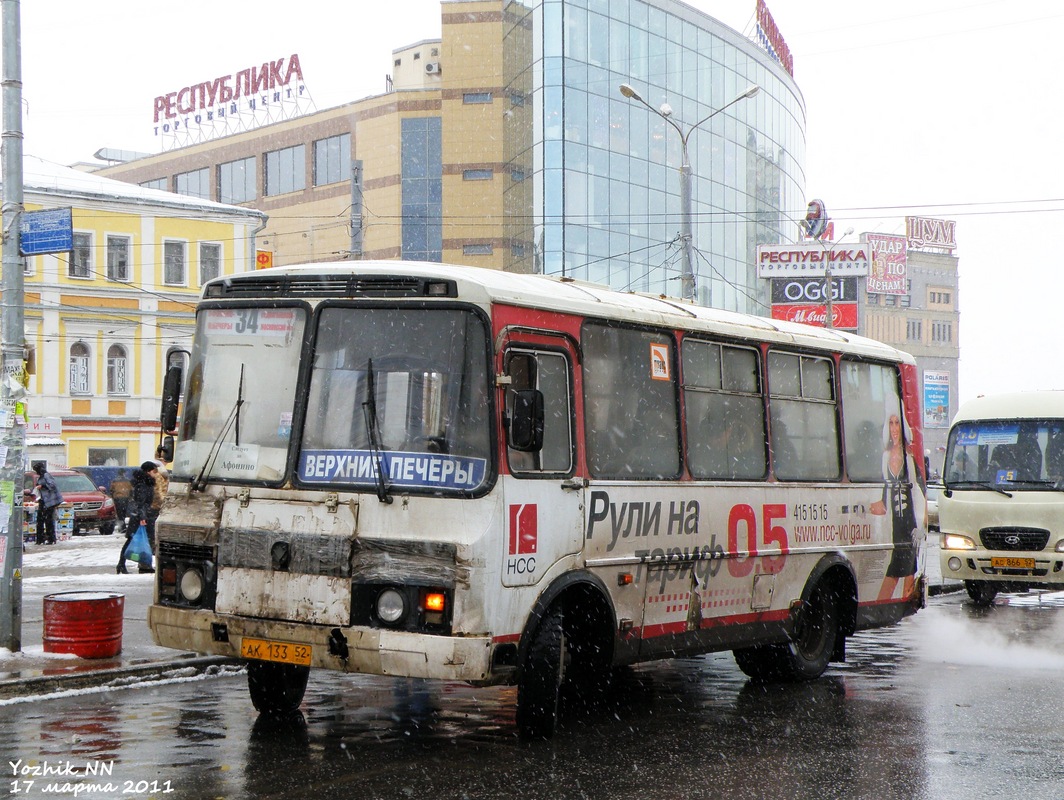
[247,661,310,715]
[516,605,568,739]
[734,581,839,681]
[965,580,998,607]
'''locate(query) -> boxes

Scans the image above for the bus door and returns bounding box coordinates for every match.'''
[499,337,583,589]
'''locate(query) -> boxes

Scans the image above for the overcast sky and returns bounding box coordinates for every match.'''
[8,0,1062,405]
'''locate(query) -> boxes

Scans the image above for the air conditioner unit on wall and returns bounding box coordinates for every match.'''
[425,62,440,74]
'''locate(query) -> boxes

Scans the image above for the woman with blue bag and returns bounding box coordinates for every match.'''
[116,461,158,574]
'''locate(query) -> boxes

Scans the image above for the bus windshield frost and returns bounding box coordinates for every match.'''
[176,304,492,495]
[152,262,927,740]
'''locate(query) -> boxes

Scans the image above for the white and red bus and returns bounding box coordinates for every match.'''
[151,261,927,737]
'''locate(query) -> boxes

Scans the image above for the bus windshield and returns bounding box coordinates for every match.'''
[944,418,1064,489]
[297,306,492,495]
[175,306,307,483]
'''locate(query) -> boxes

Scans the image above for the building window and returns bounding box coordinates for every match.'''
[932,321,953,343]
[929,290,952,305]
[69,342,90,395]
[175,168,210,200]
[199,242,221,284]
[463,92,493,104]
[107,344,128,395]
[265,144,306,196]
[900,294,911,308]
[463,243,493,256]
[70,232,92,278]
[313,133,351,186]
[401,116,442,261]
[463,169,493,181]
[106,235,131,282]
[163,240,187,286]
[140,177,168,191]
[906,319,922,341]
[866,293,880,306]
[218,157,256,204]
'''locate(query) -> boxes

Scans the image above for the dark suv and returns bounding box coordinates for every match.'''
[25,469,117,535]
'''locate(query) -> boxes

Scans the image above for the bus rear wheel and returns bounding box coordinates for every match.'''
[734,581,838,681]
[516,605,567,739]
[965,580,998,607]
[247,661,309,714]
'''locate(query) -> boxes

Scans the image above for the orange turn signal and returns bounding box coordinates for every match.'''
[423,591,446,613]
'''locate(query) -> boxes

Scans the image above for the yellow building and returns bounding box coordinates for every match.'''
[14,155,266,467]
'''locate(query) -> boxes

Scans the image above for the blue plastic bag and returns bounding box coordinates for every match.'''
[126,523,153,569]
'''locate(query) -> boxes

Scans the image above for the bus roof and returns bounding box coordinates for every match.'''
[951,390,1064,425]
[211,260,913,364]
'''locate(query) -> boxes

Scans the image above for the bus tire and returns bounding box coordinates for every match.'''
[516,605,567,739]
[734,580,838,682]
[247,661,309,715]
[965,580,998,607]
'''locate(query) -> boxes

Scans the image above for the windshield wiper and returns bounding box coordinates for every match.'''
[1000,478,1064,493]
[362,359,393,504]
[947,480,1013,498]
[192,364,245,492]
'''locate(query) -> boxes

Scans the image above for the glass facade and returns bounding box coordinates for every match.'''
[401,116,443,261]
[503,0,806,313]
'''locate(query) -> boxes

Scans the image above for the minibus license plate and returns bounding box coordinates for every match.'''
[241,637,312,666]
[991,557,1035,569]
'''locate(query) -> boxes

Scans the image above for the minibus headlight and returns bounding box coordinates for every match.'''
[376,588,406,624]
[943,533,976,550]
[1055,540,1064,553]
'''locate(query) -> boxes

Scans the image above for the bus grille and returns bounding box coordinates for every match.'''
[159,541,214,562]
[979,528,1050,551]
[204,274,455,299]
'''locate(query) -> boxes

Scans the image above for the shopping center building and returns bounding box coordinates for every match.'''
[97,0,806,315]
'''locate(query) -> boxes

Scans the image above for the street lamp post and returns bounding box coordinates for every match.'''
[822,226,854,330]
[619,82,760,303]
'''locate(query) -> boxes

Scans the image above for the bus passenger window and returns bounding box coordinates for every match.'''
[683,340,765,480]
[768,352,840,481]
[583,324,680,479]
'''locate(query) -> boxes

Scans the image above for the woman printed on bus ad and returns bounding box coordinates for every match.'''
[870,409,923,601]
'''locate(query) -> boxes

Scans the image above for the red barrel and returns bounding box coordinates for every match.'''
[43,591,124,658]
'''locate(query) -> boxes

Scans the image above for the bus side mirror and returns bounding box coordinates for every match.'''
[509,389,544,452]
[160,363,183,433]
[159,435,174,463]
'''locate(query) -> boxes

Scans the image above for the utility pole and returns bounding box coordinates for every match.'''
[349,160,363,259]
[0,0,24,651]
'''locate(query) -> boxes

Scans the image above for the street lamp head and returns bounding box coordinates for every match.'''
[659,103,673,118]
[618,83,642,102]
[741,85,761,99]
[843,226,855,237]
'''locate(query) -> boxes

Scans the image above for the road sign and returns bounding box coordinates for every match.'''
[256,250,273,270]
[19,208,73,256]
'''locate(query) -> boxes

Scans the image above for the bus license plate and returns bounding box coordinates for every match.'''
[991,557,1035,570]
[240,637,312,666]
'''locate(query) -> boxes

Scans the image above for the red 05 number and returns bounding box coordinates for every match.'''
[727,503,790,577]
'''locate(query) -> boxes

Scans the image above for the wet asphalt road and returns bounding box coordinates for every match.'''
[3,589,1064,800]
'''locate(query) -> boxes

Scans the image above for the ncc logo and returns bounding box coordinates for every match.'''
[508,504,538,555]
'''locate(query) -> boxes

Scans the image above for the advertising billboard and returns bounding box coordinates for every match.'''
[756,242,871,278]
[865,234,907,295]
[923,371,951,429]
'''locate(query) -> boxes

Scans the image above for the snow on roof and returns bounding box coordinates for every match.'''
[17,154,266,221]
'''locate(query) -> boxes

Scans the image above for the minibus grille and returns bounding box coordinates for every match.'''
[979,528,1050,551]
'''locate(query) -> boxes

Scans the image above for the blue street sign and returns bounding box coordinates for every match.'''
[20,207,73,256]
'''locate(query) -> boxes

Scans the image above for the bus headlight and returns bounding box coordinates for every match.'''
[376,588,406,624]
[943,533,976,550]
[179,568,205,603]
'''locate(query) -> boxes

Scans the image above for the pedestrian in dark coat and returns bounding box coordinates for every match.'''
[32,463,64,545]
[116,461,158,574]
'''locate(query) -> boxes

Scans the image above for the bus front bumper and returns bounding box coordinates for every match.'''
[148,604,496,683]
